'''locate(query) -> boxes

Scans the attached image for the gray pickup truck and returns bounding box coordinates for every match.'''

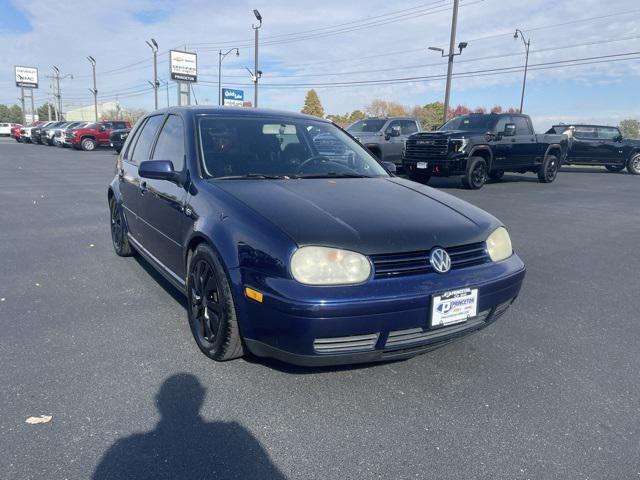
[346,117,421,165]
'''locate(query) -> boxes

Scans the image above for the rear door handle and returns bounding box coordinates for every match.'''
[139,181,147,195]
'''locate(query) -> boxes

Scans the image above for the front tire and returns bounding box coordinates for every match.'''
[605,165,625,172]
[109,197,132,257]
[187,244,244,361]
[462,157,488,190]
[81,138,97,151]
[627,154,640,175]
[538,155,559,183]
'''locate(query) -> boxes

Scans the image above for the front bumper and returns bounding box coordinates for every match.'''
[238,254,525,366]
[403,153,468,177]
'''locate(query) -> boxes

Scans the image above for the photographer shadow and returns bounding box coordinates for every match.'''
[93,373,286,480]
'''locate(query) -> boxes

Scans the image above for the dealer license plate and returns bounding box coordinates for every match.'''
[417,162,428,169]
[431,288,478,327]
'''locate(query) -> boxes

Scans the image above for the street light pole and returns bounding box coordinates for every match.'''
[252,9,262,108]
[51,66,73,121]
[514,29,530,113]
[218,48,240,105]
[87,56,97,121]
[428,39,468,125]
[146,38,159,110]
[443,0,459,124]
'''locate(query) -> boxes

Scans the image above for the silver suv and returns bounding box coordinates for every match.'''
[347,117,421,165]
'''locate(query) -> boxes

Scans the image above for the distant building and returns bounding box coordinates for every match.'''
[65,101,120,121]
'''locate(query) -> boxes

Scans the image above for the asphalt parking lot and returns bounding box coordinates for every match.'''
[1,137,639,479]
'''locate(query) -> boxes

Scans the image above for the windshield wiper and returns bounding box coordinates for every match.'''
[215,174,292,180]
[296,172,371,179]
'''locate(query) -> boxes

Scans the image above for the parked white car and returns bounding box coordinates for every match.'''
[0,123,20,136]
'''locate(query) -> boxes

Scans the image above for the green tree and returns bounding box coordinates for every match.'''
[365,99,409,118]
[347,110,366,124]
[37,102,57,121]
[0,104,9,122]
[411,102,445,130]
[619,119,640,139]
[301,89,325,118]
[8,105,23,123]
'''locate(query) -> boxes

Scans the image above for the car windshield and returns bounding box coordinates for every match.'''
[440,115,495,131]
[198,116,389,179]
[347,119,386,133]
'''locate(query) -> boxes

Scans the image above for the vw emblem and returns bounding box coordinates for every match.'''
[430,248,451,274]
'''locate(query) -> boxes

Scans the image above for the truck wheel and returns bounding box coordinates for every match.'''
[605,165,625,172]
[81,138,97,151]
[462,157,488,190]
[408,170,431,184]
[627,154,640,175]
[489,170,504,181]
[538,155,559,183]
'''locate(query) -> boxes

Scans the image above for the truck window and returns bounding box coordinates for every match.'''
[574,126,597,139]
[597,127,620,140]
[494,116,512,133]
[513,116,532,135]
[400,120,418,135]
[385,120,401,134]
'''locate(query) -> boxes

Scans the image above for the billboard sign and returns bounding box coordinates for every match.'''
[222,88,244,106]
[15,66,38,88]
[169,50,197,82]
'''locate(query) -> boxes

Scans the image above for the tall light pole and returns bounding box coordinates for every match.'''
[514,29,530,113]
[218,48,240,105]
[146,38,159,110]
[87,56,97,121]
[428,0,467,124]
[252,9,262,108]
[51,66,73,121]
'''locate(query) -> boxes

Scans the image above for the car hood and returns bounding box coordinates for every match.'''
[212,177,499,255]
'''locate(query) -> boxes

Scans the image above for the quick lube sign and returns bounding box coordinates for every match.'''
[169,50,197,82]
[15,66,38,88]
[222,88,244,106]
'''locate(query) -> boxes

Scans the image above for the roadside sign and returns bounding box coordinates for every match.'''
[169,50,197,83]
[222,88,244,106]
[15,66,38,88]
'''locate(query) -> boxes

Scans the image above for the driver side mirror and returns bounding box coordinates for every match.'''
[99,125,106,132]
[615,134,623,142]
[502,123,516,137]
[385,126,401,140]
[139,160,181,184]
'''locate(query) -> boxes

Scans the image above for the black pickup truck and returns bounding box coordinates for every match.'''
[402,113,567,189]
[546,124,640,175]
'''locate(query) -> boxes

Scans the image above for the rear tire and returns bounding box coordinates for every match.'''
[81,138,97,151]
[605,165,625,172]
[462,157,488,190]
[187,244,244,361]
[627,154,640,175]
[538,155,559,183]
[109,197,132,257]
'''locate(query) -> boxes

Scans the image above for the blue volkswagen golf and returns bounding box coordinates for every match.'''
[108,107,525,366]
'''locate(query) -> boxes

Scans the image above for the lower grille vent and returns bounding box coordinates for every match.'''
[313,333,379,354]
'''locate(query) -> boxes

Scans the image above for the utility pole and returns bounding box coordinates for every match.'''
[51,66,73,121]
[19,88,26,125]
[218,48,240,105]
[146,38,159,110]
[428,0,467,124]
[87,56,98,121]
[514,29,530,113]
[252,9,262,108]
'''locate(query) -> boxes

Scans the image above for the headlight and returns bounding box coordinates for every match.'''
[451,138,468,152]
[486,227,513,262]
[290,246,371,285]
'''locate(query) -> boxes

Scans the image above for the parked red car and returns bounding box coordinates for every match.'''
[67,120,130,151]
[11,124,24,142]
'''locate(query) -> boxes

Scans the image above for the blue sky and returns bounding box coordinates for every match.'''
[0,0,638,130]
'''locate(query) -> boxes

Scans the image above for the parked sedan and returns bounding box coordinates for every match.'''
[108,107,525,366]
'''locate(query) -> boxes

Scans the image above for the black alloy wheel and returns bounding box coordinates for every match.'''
[109,198,132,256]
[605,164,625,172]
[538,155,559,183]
[462,157,488,190]
[187,244,244,361]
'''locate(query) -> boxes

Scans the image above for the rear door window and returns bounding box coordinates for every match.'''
[400,120,418,135]
[129,115,164,165]
[574,126,597,139]
[597,127,620,141]
[513,116,532,135]
[152,115,185,171]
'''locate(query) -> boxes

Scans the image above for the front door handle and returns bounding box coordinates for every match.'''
[139,181,147,195]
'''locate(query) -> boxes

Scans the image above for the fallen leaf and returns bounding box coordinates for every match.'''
[25,415,52,425]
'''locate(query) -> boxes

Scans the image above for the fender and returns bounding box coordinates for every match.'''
[544,143,564,162]
[468,145,493,169]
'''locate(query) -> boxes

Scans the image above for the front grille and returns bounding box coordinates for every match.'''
[313,333,379,354]
[370,242,490,279]
[386,309,491,349]
[404,133,450,161]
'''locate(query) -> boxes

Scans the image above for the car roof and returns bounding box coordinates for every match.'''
[147,106,332,123]
[551,123,619,129]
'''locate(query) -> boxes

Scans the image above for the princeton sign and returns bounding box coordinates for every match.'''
[169,50,197,83]
[15,66,38,88]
